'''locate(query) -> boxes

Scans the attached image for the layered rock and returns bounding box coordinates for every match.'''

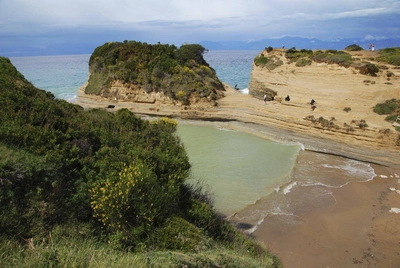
[76,48,400,168]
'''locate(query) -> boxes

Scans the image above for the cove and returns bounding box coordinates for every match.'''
[176,123,301,216]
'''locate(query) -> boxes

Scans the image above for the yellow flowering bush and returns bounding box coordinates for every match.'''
[175,90,187,101]
[89,161,179,233]
[150,117,178,132]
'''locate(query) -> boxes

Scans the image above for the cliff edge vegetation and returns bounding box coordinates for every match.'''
[0,57,279,267]
[85,41,225,106]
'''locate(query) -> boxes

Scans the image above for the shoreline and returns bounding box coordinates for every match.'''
[226,147,400,267]
[75,84,400,169]
[74,79,400,267]
[247,162,400,268]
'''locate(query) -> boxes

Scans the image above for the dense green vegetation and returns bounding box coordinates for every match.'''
[0,56,280,267]
[285,48,355,67]
[85,41,224,104]
[281,47,381,75]
[344,44,363,51]
[285,48,314,64]
[373,98,400,129]
[254,54,283,70]
[377,47,400,66]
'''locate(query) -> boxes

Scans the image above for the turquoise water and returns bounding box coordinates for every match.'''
[203,50,260,93]
[10,54,90,101]
[177,124,300,216]
[9,50,259,101]
[7,52,377,226]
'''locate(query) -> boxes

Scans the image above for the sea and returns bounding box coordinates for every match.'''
[8,51,376,233]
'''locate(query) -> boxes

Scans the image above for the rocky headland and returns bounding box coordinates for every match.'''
[76,48,400,169]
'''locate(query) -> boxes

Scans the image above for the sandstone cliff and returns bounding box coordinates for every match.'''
[76,48,400,168]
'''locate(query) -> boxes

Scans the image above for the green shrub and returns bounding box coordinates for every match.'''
[358,119,368,129]
[376,47,400,66]
[344,123,355,132]
[387,71,394,77]
[285,48,313,63]
[313,50,353,66]
[380,128,391,135]
[373,99,400,115]
[254,55,283,70]
[344,107,351,112]
[357,62,379,76]
[385,114,400,122]
[151,216,205,252]
[295,58,312,67]
[345,44,363,51]
[254,54,269,66]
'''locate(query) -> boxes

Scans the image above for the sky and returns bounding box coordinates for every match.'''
[1,0,400,56]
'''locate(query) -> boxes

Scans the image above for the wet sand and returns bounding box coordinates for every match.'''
[230,156,400,268]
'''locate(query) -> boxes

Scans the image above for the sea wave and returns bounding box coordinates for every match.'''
[301,180,350,188]
[283,182,297,195]
[322,159,376,182]
[60,93,78,102]
[239,88,249,94]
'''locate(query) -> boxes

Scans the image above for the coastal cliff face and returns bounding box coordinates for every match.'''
[77,48,400,168]
[247,48,400,166]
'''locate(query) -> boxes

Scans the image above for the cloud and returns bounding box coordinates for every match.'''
[0,0,399,55]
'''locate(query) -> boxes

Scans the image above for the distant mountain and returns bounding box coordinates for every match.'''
[200,36,400,51]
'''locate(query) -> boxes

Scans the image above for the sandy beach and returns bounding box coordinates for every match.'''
[73,49,400,267]
[229,153,400,268]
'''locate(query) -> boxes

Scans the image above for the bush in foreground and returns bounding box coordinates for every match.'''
[0,56,280,266]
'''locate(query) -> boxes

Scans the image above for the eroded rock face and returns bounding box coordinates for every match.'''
[99,80,174,104]
[247,49,400,160]
[87,79,222,109]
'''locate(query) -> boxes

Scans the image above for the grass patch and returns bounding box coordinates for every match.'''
[295,58,312,67]
[313,50,353,67]
[0,230,281,268]
[254,54,283,70]
[284,48,380,76]
[376,47,400,66]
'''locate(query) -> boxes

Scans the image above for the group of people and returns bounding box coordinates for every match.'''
[263,93,316,111]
